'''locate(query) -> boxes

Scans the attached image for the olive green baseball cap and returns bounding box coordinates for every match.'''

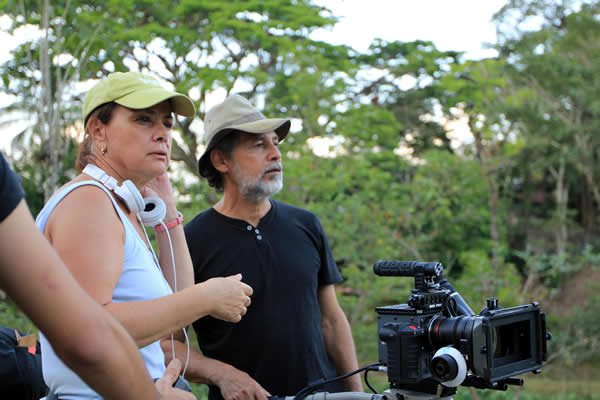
[82,71,195,125]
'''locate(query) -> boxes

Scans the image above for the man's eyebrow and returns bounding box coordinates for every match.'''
[245,134,264,141]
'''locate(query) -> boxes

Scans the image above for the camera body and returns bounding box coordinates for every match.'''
[374,261,549,395]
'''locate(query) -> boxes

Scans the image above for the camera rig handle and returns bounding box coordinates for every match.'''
[373,261,443,277]
[374,260,443,292]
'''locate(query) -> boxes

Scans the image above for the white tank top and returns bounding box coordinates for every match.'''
[35,181,173,399]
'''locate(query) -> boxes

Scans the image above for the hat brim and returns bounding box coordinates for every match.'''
[197,118,291,175]
[115,87,195,117]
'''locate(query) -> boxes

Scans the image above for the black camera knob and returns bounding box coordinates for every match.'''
[432,354,458,380]
[487,298,499,310]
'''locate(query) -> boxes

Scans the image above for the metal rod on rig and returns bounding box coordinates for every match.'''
[373,260,443,277]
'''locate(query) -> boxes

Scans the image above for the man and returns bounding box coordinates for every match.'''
[164,95,363,400]
[0,150,193,400]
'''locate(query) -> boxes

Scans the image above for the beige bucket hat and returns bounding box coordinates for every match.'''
[198,94,291,174]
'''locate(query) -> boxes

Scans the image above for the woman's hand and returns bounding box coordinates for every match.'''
[141,172,178,217]
[155,359,196,400]
[201,274,253,322]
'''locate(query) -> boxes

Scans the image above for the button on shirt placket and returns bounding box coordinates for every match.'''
[247,225,262,241]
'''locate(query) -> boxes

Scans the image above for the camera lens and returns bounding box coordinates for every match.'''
[428,315,477,347]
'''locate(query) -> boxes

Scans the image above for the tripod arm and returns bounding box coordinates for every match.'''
[270,393,387,400]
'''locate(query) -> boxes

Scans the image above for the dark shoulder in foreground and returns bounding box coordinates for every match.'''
[0,152,24,223]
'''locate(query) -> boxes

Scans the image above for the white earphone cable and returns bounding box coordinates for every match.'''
[158,219,191,378]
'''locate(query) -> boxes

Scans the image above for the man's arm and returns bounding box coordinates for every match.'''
[162,336,271,400]
[318,284,364,392]
[0,200,193,400]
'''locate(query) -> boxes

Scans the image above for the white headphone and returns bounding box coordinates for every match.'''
[82,164,166,226]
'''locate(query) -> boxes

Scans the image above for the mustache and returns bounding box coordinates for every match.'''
[262,162,283,176]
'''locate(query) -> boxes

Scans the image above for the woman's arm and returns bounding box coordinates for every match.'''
[143,172,194,293]
[45,185,252,347]
[156,218,194,293]
[0,200,163,399]
[105,275,250,347]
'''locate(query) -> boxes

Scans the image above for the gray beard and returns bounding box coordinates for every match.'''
[240,175,283,202]
[234,163,283,202]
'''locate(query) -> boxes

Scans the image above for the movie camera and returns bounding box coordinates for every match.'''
[288,260,551,400]
[373,260,550,399]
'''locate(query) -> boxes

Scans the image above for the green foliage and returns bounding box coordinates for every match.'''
[2,0,600,391]
[354,39,459,155]
[0,300,36,334]
[10,137,79,216]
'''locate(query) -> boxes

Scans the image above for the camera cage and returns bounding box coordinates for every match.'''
[290,260,550,400]
[373,260,550,393]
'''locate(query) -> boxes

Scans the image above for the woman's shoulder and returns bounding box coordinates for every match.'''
[47,177,123,232]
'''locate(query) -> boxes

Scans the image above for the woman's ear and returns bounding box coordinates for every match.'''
[87,117,107,143]
[210,149,230,173]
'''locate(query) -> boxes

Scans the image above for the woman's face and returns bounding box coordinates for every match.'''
[102,100,173,184]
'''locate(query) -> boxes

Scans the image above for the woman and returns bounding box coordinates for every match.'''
[35,72,253,399]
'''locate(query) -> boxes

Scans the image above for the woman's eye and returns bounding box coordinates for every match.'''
[164,121,173,129]
[136,115,151,123]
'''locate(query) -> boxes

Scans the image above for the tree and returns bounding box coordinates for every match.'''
[1,0,351,203]
[437,57,520,298]
[0,0,114,200]
[491,0,600,371]
[354,39,461,156]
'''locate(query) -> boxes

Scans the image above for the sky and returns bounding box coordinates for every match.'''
[311,0,506,58]
[308,0,509,152]
[0,0,508,150]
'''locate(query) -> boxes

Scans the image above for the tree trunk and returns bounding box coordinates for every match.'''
[472,126,501,297]
[550,156,568,255]
[40,0,60,201]
[580,180,595,239]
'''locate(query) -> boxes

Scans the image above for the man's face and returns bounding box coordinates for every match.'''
[228,131,283,201]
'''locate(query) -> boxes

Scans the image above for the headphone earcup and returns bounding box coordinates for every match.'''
[139,197,167,227]
[113,180,145,214]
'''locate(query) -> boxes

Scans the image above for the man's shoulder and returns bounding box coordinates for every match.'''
[184,208,216,234]
[272,200,326,233]
[271,200,316,218]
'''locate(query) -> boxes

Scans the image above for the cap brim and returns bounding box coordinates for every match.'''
[197,119,291,175]
[115,87,195,117]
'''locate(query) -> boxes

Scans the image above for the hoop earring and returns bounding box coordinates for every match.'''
[101,147,106,155]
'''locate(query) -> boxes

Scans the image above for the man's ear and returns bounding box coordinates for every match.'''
[210,149,230,173]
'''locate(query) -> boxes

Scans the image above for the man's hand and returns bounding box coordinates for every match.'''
[156,359,196,400]
[215,366,271,400]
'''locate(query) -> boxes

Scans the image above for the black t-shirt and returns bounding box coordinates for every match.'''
[0,152,24,223]
[185,200,344,399]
